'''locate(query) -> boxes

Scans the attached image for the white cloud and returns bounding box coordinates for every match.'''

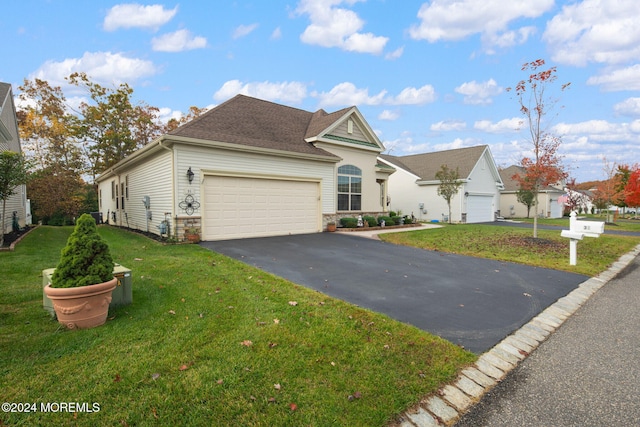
[30,51,157,88]
[385,46,404,60]
[409,0,553,53]
[544,0,640,66]
[378,110,399,121]
[455,79,502,105]
[586,64,640,91]
[389,85,436,105]
[474,117,522,133]
[233,23,259,39]
[103,4,178,32]
[315,82,436,107]
[430,120,466,132]
[213,80,307,104]
[552,119,640,142]
[152,29,207,52]
[614,97,640,116]
[314,82,387,107]
[271,27,282,40]
[296,0,388,54]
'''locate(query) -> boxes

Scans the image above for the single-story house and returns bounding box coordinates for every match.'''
[378,145,504,223]
[96,95,394,241]
[498,165,565,218]
[0,82,29,234]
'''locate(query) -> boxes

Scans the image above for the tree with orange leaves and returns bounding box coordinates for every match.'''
[508,59,570,238]
[625,167,640,219]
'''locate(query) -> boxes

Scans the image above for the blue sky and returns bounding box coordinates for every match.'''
[2,0,639,182]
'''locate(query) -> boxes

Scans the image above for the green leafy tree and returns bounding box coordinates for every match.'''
[516,187,536,218]
[435,164,462,224]
[67,72,164,182]
[51,213,113,288]
[17,78,83,171]
[508,59,569,238]
[0,152,30,246]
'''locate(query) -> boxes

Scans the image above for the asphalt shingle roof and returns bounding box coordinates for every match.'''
[169,94,342,159]
[380,145,488,180]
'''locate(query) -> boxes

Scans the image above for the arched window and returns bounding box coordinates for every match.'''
[337,165,362,211]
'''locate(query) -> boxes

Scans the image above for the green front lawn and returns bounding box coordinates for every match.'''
[0,226,475,427]
[380,224,640,276]
[519,216,640,232]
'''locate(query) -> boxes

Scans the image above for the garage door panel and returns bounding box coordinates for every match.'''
[466,195,494,223]
[203,175,320,240]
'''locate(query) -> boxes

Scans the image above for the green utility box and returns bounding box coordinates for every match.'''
[42,264,132,318]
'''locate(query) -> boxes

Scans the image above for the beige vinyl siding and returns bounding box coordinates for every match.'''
[314,143,382,212]
[330,119,369,142]
[98,149,173,234]
[2,185,26,233]
[175,144,334,214]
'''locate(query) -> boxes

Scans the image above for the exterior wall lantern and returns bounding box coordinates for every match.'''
[187,167,194,184]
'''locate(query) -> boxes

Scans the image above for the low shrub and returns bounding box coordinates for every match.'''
[403,215,413,224]
[340,217,358,228]
[377,216,395,226]
[391,216,403,225]
[389,211,397,217]
[363,215,378,227]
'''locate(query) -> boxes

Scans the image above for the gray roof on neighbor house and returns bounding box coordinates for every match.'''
[499,164,565,193]
[380,145,489,180]
[169,94,344,159]
[0,82,10,104]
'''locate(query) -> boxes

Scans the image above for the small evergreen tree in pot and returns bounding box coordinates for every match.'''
[51,214,114,287]
[45,213,117,329]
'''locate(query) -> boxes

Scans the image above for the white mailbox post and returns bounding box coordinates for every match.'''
[561,212,605,265]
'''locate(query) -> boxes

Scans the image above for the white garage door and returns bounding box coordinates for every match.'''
[466,195,494,223]
[202,175,320,240]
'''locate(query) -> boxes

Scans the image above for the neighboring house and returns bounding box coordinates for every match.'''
[0,82,29,234]
[96,95,393,241]
[499,165,565,218]
[378,145,504,223]
[560,188,594,215]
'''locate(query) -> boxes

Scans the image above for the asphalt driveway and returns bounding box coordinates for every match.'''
[200,233,588,354]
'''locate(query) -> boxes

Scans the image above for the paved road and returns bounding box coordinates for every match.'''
[455,254,640,426]
[201,233,587,354]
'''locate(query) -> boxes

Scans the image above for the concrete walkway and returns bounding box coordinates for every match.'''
[394,243,640,427]
[335,222,442,239]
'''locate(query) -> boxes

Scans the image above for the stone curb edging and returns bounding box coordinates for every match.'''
[394,243,640,427]
[0,225,39,252]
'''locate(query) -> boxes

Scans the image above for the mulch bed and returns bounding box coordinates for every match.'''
[1,226,36,251]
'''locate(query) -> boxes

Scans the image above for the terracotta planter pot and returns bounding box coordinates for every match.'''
[185,233,200,243]
[44,278,117,329]
[326,223,336,232]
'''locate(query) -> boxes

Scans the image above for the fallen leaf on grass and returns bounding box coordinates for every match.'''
[114,374,121,382]
[217,379,223,385]
[273,318,280,324]
[152,408,158,419]
[289,403,298,411]
[168,310,176,315]
[241,340,253,347]
[274,383,281,390]
[347,391,362,401]
[179,364,189,371]
[152,373,161,380]
[288,301,298,306]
